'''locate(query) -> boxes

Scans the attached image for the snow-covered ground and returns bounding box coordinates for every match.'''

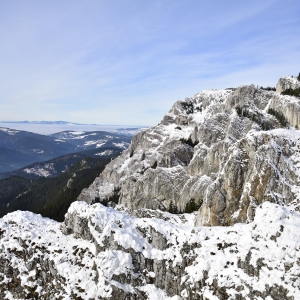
[95,150,114,156]
[0,201,299,299]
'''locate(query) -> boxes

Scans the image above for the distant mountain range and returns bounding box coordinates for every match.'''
[0,120,82,124]
[0,121,147,135]
[0,127,133,219]
[0,127,132,173]
[0,120,144,127]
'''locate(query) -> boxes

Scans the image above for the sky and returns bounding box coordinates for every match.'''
[0,0,299,126]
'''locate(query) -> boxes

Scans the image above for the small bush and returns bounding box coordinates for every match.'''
[236,106,273,130]
[268,108,288,127]
[151,161,158,169]
[180,137,199,147]
[102,187,121,206]
[181,102,194,114]
[167,198,203,214]
[281,88,300,98]
[168,200,180,214]
[260,86,276,91]
[184,198,203,213]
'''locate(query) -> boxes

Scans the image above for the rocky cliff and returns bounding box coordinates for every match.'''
[78,77,300,226]
[1,76,300,300]
[276,76,300,93]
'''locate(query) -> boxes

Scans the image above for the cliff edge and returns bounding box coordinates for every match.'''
[78,77,300,226]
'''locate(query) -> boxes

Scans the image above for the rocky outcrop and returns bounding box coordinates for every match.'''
[268,93,300,128]
[78,81,300,226]
[276,76,300,93]
[0,202,299,299]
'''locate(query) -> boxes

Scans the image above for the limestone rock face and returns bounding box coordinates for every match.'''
[78,82,300,226]
[268,93,300,128]
[276,76,300,93]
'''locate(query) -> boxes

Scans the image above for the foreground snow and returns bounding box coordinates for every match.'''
[0,201,299,299]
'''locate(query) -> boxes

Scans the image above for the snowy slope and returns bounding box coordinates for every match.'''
[51,131,131,151]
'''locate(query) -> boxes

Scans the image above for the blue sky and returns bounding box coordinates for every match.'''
[0,0,299,126]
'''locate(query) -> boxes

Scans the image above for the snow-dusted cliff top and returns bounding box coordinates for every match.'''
[276,76,300,93]
[79,77,300,227]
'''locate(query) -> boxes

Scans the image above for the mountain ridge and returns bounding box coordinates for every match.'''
[1,75,300,299]
[78,77,300,227]
[0,128,132,173]
[0,120,146,127]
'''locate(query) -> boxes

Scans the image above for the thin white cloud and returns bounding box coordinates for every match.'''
[0,0,299,125]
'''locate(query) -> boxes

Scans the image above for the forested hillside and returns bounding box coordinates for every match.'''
[0,156,113,221]
[0,128,131,173]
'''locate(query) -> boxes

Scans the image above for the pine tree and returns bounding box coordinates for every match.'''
[168,201,173,213]
[168,200,179,214]
[169,201,176,213]
[184,198,203,213]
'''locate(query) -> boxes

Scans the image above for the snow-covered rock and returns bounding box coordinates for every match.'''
[78,83,300,226]
[276,76,300,94]
[0,201,299,299]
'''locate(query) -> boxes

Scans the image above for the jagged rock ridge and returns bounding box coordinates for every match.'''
[79,76,300,226]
